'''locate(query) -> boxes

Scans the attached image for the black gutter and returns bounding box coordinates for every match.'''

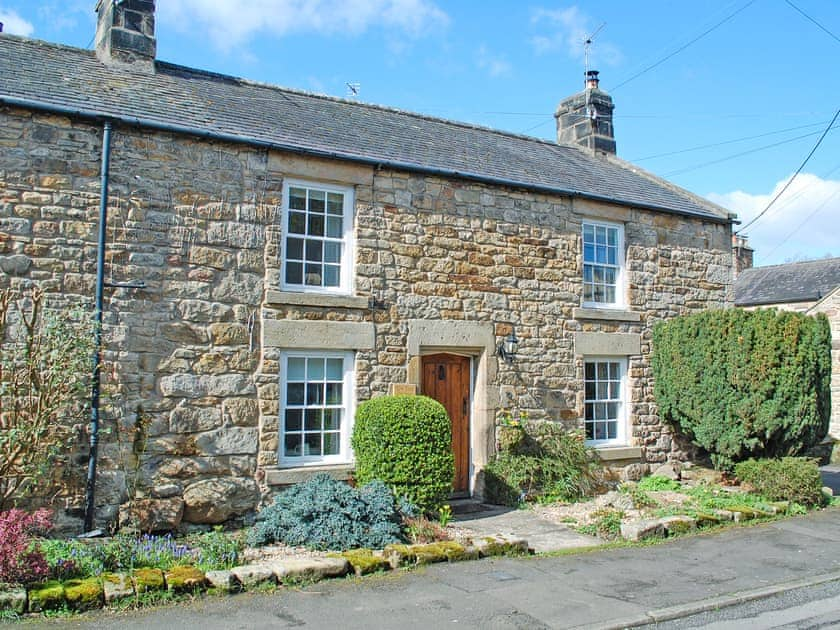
[83,121,111,533]
[0,95,733,225]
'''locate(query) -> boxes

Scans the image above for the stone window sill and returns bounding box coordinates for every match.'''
[595,446,643,461]
[574,307,641,322]
[264,464,355,486]
[265,290,369,310]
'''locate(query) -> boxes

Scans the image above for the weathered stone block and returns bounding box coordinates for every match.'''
[223,397,259,426]
[271,557,351,583]
[230,564,276,588]
[620,519,665,542]
[209,322,249,345]
[194,426,258,456]
[159,374,255,397]
[205,570,236,592]
[182,477,259,523]
[119,497,184,532]
[0,584,27,615]
[170,405,222,433]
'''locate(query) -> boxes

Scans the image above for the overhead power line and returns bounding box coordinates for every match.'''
[610,0,756,92]
[631,120,831,162]
[784,0,840,45]
[737,109,840,234]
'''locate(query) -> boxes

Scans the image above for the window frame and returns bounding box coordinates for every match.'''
[583,356,628,447]
[280,179,355,295]
[581,220,625,309]
[278,350,356,467]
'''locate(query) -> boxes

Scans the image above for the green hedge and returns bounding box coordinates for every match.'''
[352,395,454,514]
[735,457,825,507]
[652,308,831,470]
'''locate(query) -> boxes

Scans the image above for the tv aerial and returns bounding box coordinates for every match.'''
[582,22,606,77]
[346,83,360,99]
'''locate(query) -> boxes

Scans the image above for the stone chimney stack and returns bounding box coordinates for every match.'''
[733,234,754,275]
[555,70,616,155]
[95,0,156,70]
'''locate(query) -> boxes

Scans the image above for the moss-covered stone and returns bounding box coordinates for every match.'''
[0,584,27,615]
[694,512,722,527]
[102,572,134,603]
[164,566,207,593]
[728,506,771,521]
[63,578,103,611]
[132,568,165,594]
[329,550,391,576]
[28,580,65,613]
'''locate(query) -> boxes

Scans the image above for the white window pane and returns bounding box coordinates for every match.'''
[306,383,323,405]
[583,224,594,242]
[304,432,322,456]
[285,408,302,431]
[327,192,343,215]
[323,432,340,455]
[607,402,619,420]
[323,408,341,430]
[584,244,595,262]
[288,212,306,234]
[309,190,325,212]
[326,358,343,380]
[287,357,305,380]
[307,358,325,380]
[597,382,608,399]
[585,423,594,439]
[607,247,617,265]
[585,362,595,380]
[324,241,341,263]
[285,262,303,285]
[610,381,620,398]
[305,239,323,262]
[286,237,304,261]
[284,434,302,457]
[287,382,304,405]
[607,228,617,246]
[308,213,324,236]
[325,382,342,405]
[607,422,617,440]
[604,286,615,303]
[326,216,343,238]
[289,188,306,210]
[305,408,322,431]
[305,263,322,286]
[324,265,340,287]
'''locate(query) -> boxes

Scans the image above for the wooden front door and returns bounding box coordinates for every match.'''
[421,353,471,495]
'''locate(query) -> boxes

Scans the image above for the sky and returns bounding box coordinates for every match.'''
[1,0,838,266]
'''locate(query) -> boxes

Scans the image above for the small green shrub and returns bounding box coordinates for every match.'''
[353,395,454,514]
[637,475,682,492]
[484,422,598,506]
[619,483,658,508]
[653,309,831,470]
[188,527,244,571]
[248,473,403,551]
[734,457,825,507]
[577,508,624,539]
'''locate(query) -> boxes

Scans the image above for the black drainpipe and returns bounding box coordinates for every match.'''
[84,121,112,533]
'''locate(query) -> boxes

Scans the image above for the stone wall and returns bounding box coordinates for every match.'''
[0,105,733,532]
[808,287,840,439]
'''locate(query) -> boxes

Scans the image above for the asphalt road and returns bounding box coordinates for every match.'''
[30,507,840,630]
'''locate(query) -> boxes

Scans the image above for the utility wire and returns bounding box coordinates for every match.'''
[785,0,840,45]
[610,0,756,91]
[663,127,836,177]
[737,109,840,234]
[761,186,840,262]
[631,120,831,162]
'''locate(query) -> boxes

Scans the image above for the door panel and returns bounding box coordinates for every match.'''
[421,353,471,494]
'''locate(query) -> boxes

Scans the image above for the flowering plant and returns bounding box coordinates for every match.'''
[0,508,52,584]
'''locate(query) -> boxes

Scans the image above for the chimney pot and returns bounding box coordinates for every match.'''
[585,70,600,89]
[555,70,616,155]
[95,0,156,71]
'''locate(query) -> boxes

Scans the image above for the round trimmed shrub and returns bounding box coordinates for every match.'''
[352,395,454,514]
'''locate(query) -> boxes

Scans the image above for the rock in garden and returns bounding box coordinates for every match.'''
[620,463,648,482]
[651,462,681,480]
[0,585,27,615]
[205,570,236,592]
[620,519,665,542]
[271,557,350,583]
[119,497,184,532]
[182,477,259,524]
[102,573,134,603]
[230,564,276,588]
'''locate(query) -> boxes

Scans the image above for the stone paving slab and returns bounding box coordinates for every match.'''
[453,505,600,553]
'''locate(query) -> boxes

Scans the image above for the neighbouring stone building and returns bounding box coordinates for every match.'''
[735,255,840,440]
[0,1,735,532]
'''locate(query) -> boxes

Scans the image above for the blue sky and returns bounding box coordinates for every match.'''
[2,0,838,266]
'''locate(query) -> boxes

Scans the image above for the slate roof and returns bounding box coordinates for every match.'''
[734,257,840,306]
[0,35,730,222]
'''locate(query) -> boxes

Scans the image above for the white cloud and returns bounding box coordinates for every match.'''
[708,172,840,265]
[158,0,449,50]
[529,6,621,67]
[476,45,512,78]
[0,8,34,36]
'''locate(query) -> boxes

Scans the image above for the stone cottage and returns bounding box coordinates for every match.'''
[734,254,840,440]
[0,1,734,531]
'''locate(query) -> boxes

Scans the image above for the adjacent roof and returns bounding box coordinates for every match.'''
[0,35,730,222]
[734,257,840,306]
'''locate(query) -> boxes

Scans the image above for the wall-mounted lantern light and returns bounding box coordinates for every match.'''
[498,331,519,364]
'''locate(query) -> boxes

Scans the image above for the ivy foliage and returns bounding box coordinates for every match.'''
[652,308,831,470]
[248,474,403,551]
[352,395,454,514]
